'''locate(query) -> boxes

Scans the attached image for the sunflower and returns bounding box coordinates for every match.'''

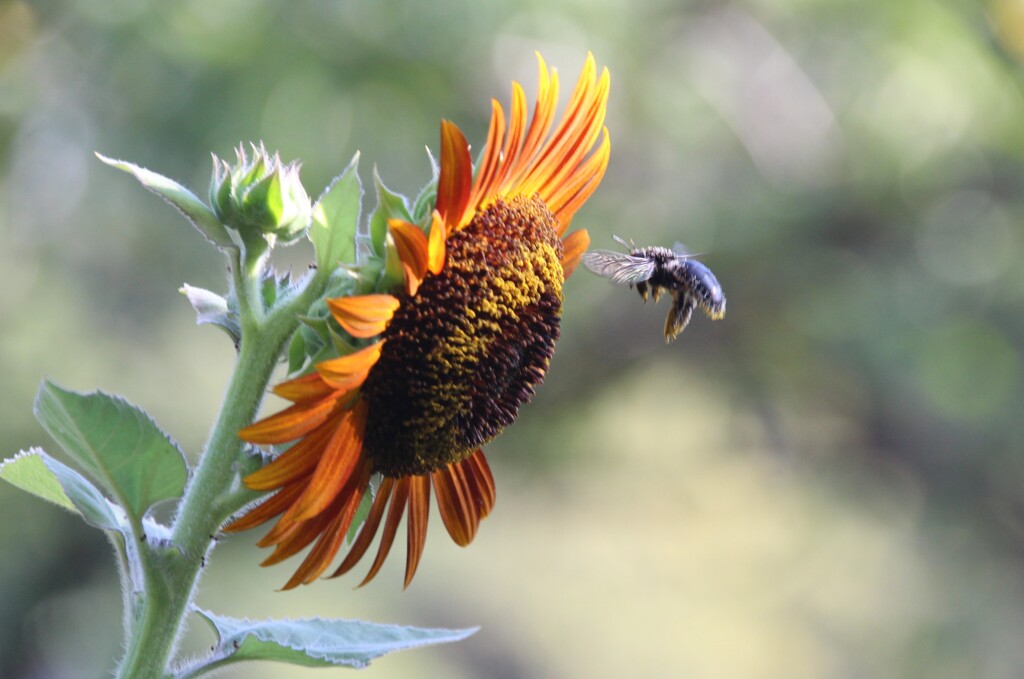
[225,53,611,589]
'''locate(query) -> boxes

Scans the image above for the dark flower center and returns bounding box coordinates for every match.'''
[362,195,564,477]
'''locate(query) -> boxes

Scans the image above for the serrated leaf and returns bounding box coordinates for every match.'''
[311,153,361,270]
[195,609,476,670]
[180,284,240,343]
[368,167,412,257]
[34,381,188,523]
[0,449,126,531]
[96,153,235,249]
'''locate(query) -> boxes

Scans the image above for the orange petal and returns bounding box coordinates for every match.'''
[510,54,559,183]
[436,120,472,231]
[551,128,610,231]
[404,475,431,589]
[243,422,335,491]
[359,476,410,587]
[389,219,429,283]
[466,99,506,213]
[282,399,368,524]
[427,211,446,275]
[239,396,343,445]
[315,341,383,389]
[258,501,332,557]
[271,372,336,404]
[280,464,371,589]
[465,449,496,520]
[560,229,590,279]
[331,476,395,579]
[496,81,528,189]
[327,294,400,339]
[433,461,478,547]
[222,480,307,533]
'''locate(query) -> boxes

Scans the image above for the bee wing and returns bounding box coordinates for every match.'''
[581,250,657,285]
[672,242,702,258]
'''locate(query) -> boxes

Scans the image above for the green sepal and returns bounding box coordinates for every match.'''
[189,608,477,672]
[33,381,189,524]
[328,328,359,357]
[286,331,308,375]
[96,153,235,249]
[368,167,412,258]
[410,150,440,223]
[310,153,362,271]
[377,231,406,293]
[260,269,294,310]
[410,183,438,223]
[347,478,375,542]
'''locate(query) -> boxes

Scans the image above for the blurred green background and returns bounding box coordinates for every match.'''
[3,0,1024,677]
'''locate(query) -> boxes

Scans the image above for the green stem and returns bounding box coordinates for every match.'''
[113,262,327,679]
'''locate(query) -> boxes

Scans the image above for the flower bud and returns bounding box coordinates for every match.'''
[209,143,312,246]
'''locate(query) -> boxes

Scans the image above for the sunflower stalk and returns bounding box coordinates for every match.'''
[115,252,328,679]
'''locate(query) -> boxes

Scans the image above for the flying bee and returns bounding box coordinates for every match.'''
[582,236,726,342]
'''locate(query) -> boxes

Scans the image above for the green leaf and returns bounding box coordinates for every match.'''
[96,153,235,249]
[0,448,126,531]
[194,608,476,671]
[311,153,361,271]
[368,167,412,257]
[180,284,240,343]
[33,381,189,523]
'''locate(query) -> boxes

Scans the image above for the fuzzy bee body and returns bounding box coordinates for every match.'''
[582,238,726,342]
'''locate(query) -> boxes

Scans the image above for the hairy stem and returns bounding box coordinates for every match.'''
[113,261,327,679]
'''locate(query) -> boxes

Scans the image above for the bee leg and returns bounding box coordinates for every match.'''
[636,281,649,303]
[664,295,694,343]
[651,285,663,304]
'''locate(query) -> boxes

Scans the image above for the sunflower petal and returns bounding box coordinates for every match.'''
[359,476,410,587]
[437,120,473,230]
[467,99,507,213]
[243,422,334,491]
[223,481,306,533]
[282,400,368,523]
[433,461,478,547]
[404,475,431,589]
[560,229,590,279]
[239,397,343,445]
[389,220,429,283]
[331,476,395,579]
[427,211,446,275]
[315,341,384,389]
[465,449,496,520]
[280,464,371,589]
[271,372,336,403]
[327,294,400,339]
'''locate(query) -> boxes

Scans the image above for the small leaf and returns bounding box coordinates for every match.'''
[311,153,362,271]
[0,448,126,531]
[368,167,412,257]
[180,284,241,343]
[97,153,235,249]
[195,609,476,670]
[34,381,189,523]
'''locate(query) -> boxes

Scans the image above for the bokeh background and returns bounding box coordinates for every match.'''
[3,0,1024,677]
